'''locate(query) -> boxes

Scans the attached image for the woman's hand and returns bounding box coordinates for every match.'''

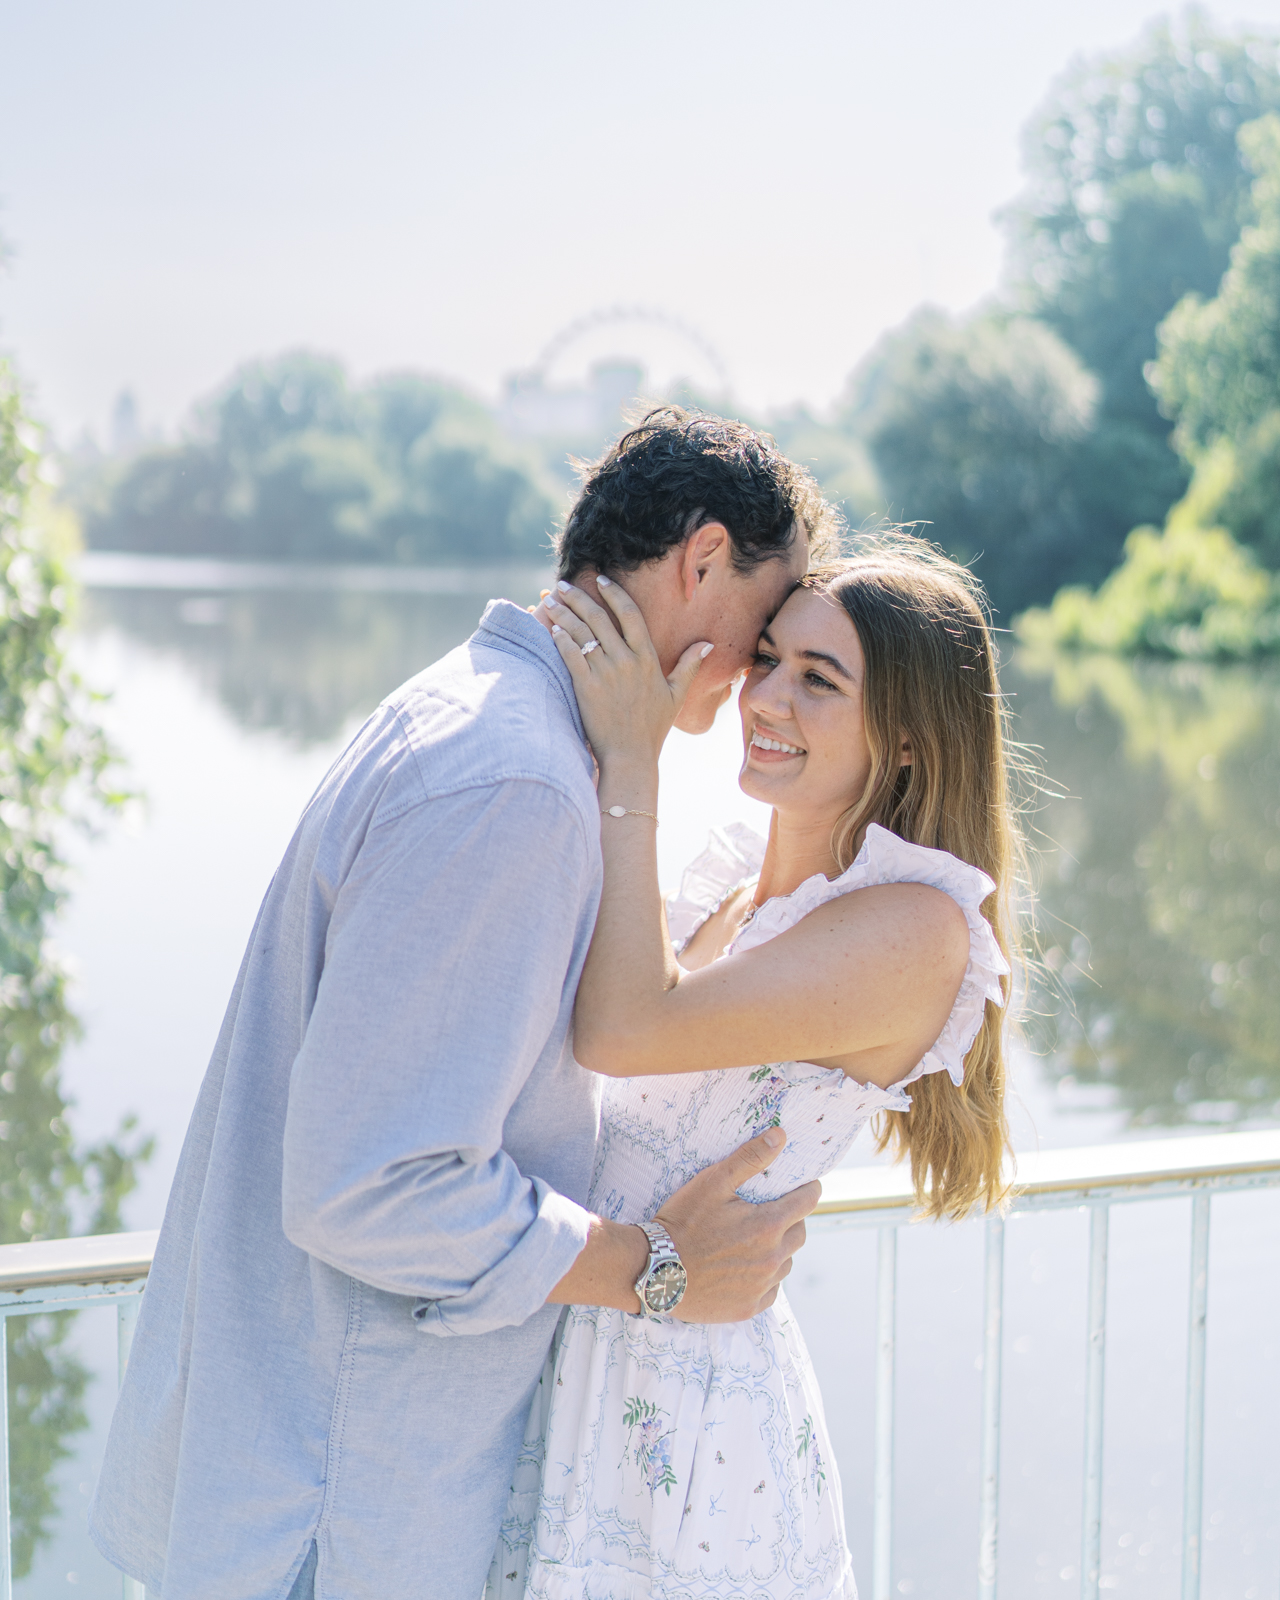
[547,579,713,770]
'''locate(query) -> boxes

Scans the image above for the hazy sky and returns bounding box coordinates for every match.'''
[8,0,1280,443]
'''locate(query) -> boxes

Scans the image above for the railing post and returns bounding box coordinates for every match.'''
[978,1216,1005,1600]
[118,1294,139,1389]
[0,1313,9,1600]
[872,1225,896,1600]
[1180,1193,1211,1600]
[1080,1204,1109,1600]
[118,1293,146,1600]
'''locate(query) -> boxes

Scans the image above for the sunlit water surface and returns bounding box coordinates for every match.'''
[18,570,1280,1598]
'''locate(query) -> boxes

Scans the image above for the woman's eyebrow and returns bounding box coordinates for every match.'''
[798,648,855,682]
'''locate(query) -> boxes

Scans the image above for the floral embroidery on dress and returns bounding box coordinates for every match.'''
[797,1413,827,1501]
[623,1396,678,1498]
[736,1064,788,1133]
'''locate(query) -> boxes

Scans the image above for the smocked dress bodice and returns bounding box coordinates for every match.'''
[588,821,1010,1227]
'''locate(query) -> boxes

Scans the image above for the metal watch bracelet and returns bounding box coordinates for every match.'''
[632,1220,688,1319]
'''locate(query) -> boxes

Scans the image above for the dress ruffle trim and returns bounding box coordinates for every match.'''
[665,821,767,954]
[668,821,1010,1095]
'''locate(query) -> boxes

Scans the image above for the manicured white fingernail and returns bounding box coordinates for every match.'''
[597,574,612,587]
[700,643,715,658]
[552,624,564,635]
[557,580,573,592]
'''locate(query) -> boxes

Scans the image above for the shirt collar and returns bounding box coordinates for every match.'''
[475,598,587,745]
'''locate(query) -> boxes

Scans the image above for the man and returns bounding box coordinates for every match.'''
[91,408,836,1599]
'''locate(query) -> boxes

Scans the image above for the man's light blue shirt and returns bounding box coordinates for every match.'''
[90,601,604,1599]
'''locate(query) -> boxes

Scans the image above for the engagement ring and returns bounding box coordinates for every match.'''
[580,638,601,655]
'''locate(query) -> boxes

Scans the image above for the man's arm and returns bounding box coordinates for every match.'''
[282,777,599,1336]
[548,1125,820,1323]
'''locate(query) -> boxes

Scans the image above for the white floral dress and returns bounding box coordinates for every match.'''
[485,823,1009,1600]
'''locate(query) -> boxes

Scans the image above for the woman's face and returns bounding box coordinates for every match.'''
[737,587,887,823]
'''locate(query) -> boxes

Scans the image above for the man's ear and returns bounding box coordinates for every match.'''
[676,521,730,602]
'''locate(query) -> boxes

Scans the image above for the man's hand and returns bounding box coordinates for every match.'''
[547,1126,819,1323]
[659,1126,819,1323]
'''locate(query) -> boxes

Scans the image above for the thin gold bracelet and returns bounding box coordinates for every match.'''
[602,805,659,825]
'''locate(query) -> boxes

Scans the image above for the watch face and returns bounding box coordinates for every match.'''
[644,1259,688,1313]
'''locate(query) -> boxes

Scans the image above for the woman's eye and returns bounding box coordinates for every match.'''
[805,671,836,691]
[754,652,779,668]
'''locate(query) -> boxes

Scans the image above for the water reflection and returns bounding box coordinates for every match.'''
[1012,649,1280,1128]
[82,586,509,746]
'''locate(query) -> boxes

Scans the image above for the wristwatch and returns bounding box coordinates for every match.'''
[633,1220,688,1319]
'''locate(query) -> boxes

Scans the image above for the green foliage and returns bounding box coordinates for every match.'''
[83,354,560,566]
[1155,115,1280,453]
[1015,649,1280,1126]
[1007,15,1280,431]
[1151,112,1280,578]
[1,357,152,1575]
[1216,413,1280,566]
[839,309,1125,615]
[1020,521,1279,657]
[1018,445,1280,658]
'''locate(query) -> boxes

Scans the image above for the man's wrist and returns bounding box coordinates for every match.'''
[546,1215,648,1312]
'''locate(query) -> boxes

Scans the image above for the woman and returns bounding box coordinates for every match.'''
[487,535,1021,1599]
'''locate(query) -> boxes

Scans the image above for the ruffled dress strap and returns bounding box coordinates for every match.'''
[729,822,1011,1094]
[665,820,767,953]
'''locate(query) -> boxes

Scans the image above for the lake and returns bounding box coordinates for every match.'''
[14,560,1280,1597]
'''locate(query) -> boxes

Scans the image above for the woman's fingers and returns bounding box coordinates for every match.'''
[595,575,657,656]
[545,599,597,652]
[550,582,626,656]
[550,623,596,681]
[668,639,714,714]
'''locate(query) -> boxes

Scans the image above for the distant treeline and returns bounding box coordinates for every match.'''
[78,363,561,567]
[74,15,1280,629]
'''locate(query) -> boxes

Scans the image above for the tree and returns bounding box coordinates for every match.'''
[84,353,560,566]
[1006,14,1280,435]
[841,309,1115,615]
[1,357,152,1574]
[1151,113,1280,575]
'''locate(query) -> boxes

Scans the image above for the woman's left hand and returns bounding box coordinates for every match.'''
[546,578,713,769]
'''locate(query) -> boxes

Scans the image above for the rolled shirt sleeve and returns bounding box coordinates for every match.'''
[281,775,596,1335]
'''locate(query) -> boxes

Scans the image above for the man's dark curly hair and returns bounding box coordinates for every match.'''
[556,406,837,581]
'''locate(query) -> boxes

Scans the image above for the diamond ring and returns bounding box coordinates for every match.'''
[580,638,601,656]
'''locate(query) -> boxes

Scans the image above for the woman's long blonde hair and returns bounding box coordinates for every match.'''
[808,533,1025,1220]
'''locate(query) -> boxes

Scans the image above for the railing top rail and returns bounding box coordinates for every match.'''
[816,1128,1280,1217]
[0,1230,158,1294]
[0,1130,1275,1293]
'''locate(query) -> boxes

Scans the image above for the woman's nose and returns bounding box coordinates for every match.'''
[745,668,792,720]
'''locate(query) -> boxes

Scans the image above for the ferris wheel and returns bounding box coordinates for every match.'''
[529,305,731,396]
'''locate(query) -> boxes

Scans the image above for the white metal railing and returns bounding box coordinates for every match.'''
[0,1230,156,1600]
[813,1127,1280,1600]
[0,1130,1275,1598]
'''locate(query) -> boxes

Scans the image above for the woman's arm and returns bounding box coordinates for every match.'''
[549,581,969,1088]
[577,790,967,1083]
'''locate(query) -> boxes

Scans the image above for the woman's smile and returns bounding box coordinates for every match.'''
[748,723,808,763]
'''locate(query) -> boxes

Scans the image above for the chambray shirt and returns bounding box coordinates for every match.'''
[90,602,605,1600]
